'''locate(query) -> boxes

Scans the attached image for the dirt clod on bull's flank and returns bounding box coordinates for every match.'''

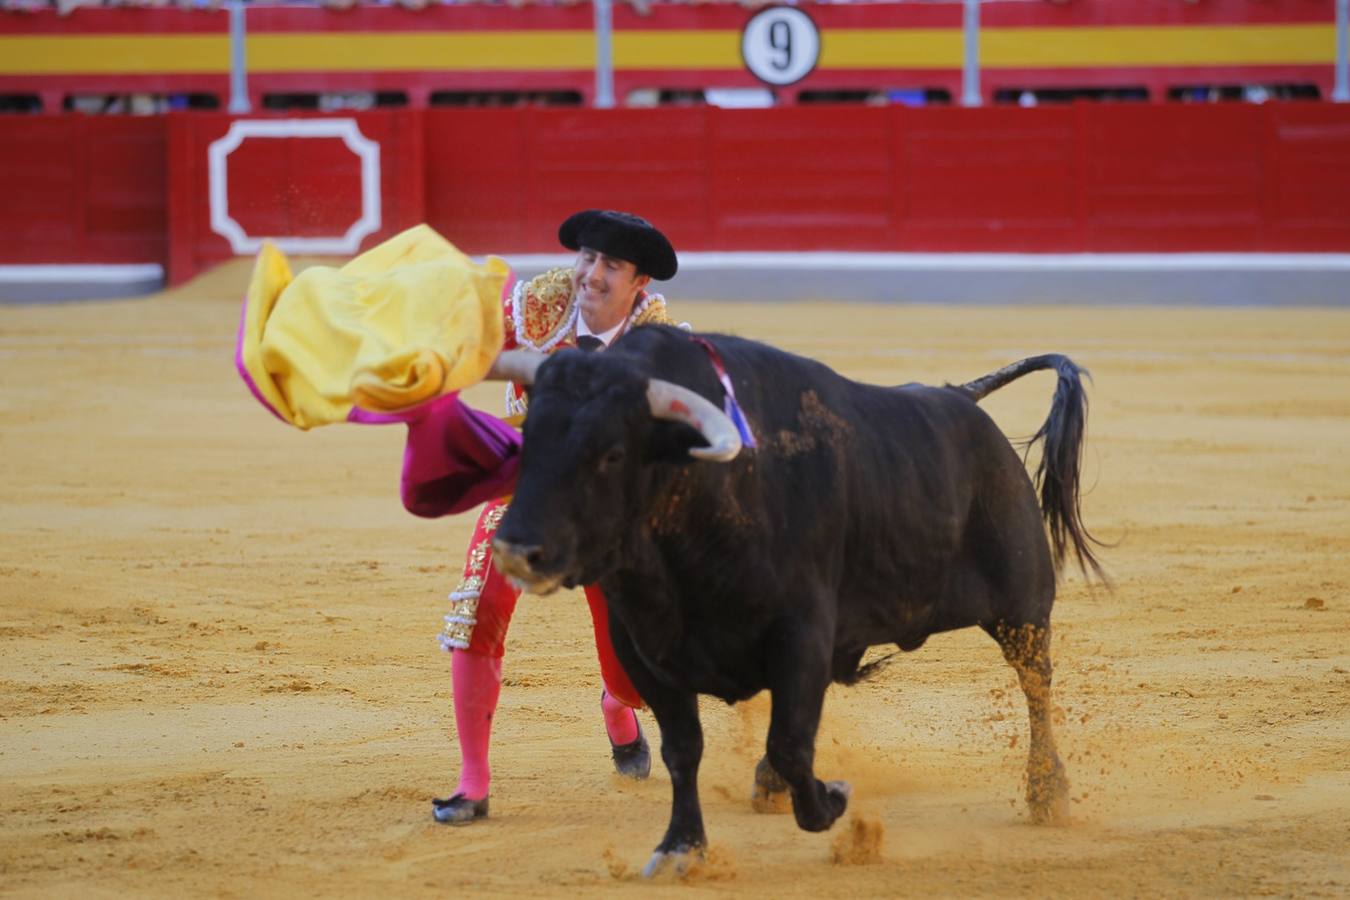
[2,268,1348,897]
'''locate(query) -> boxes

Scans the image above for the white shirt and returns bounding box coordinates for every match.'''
[576,316,625,349]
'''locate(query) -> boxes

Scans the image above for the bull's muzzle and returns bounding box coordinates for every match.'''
[491,537,566,596]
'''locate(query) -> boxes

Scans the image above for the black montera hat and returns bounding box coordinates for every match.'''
[558,209,678,281]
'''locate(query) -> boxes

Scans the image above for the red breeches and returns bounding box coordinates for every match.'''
[443,499,642,710]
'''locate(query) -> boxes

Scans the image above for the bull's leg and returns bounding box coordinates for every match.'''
[989,621,1070,825]
[607,624,707,878]
[764,621,850,832]
[643,693,704,878]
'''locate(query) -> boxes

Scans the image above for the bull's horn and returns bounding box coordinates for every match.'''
[485,349,547,385]
[646,379,742,462]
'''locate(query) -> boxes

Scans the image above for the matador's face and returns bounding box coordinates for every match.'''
[571,247,651,335]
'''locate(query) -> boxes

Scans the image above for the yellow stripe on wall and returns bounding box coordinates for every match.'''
[609,28,965,69]
[612,31,739,68]
[606,24,1335,70]
[0,35,230,75]
[0,32,595,76]
[982,25,1335,68]
[247,32,594,72]
[0,24,1334,77]
[822,29,966,68]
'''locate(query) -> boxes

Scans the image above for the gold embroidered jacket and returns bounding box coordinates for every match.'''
[501,266,682,417]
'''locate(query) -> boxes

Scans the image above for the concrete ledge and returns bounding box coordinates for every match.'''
[3,254,1347,306]
[0,264,165,303]
[503,252,1350,306]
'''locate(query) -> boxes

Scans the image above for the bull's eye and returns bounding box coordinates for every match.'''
[598,446,626,472]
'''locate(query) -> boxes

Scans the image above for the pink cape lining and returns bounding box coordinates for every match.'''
[235,292,522,517]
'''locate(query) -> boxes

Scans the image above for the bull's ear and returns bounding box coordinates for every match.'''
[642,420,707,464]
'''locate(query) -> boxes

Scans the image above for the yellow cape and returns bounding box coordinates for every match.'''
[238,225,508,430]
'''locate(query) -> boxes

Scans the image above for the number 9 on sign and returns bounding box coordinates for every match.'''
[741,7,820,87]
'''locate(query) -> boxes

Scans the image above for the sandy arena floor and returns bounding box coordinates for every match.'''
[2,263,1347,897]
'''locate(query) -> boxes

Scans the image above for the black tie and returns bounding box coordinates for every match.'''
[576,335,605,353]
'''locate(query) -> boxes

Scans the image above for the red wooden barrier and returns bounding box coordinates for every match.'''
[0,115,167,264]
[893,106,1082,252]
[2,104,1349,285]
[423,104,1350,258]
[709,107,895,250]
[1263,104,1350,251]
[1079,103,1266,251]
[166,110,424,283]
[425,108,715,255]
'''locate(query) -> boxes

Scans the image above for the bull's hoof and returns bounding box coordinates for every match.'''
[431,793,488,825]
[611,723,651,780]
[794,780,852,832]
[641,846,704,879]
[750,757,791,814]
[827,780,853,816]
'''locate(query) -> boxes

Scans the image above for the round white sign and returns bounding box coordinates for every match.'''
[741,7,821,87]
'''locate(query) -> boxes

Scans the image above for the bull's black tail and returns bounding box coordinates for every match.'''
[957,355,1107,584]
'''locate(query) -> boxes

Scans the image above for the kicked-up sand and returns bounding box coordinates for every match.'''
[1,262,1347,897]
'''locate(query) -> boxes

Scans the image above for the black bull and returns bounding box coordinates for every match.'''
[488,325,1103,876]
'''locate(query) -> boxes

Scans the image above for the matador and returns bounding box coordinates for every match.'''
[432,209,685,825]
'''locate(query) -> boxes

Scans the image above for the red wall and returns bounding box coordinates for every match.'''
[166,110,425,283]
[426,103,1350,257]
[0,115,168,265]
[2,104,1349,284]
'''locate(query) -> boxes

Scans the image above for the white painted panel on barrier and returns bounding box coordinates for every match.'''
[207,118,382,255]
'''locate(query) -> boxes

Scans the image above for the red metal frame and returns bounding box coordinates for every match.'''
[1,1,1338,111]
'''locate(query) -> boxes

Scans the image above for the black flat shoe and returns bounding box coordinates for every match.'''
[431,793,489,825]
[611,723,651,780]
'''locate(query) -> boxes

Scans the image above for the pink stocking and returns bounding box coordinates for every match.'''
[451,649,502,800]
[601,689,640,746]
